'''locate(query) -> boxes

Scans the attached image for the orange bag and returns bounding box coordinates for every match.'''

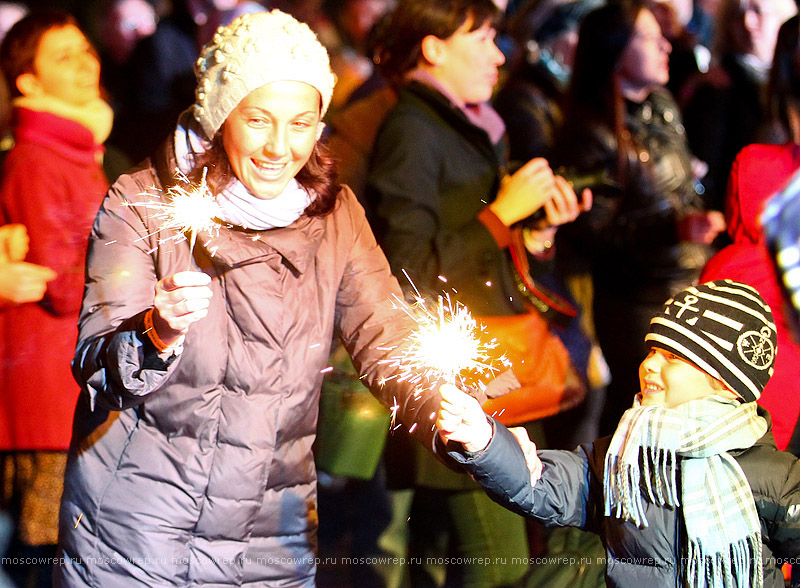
[479,312,586,426]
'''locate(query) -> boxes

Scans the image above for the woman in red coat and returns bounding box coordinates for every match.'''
[700,143,800,451]
[700,14,800,453]
[0,10,110,586]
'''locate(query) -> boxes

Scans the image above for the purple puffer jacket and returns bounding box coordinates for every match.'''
[55,133,442,588]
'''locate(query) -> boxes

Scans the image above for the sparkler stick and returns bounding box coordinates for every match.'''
[122,167,224,267]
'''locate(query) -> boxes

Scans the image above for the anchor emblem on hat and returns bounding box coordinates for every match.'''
[673,294,699,319]
[738,327,775,369]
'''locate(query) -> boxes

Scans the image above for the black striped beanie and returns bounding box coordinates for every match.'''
[645,280,777,402]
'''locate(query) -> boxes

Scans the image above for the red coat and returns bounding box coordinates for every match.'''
[701,142,800,450]
[0,108,108,450]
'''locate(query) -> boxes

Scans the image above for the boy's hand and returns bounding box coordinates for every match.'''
[509,427,543,486]
[153,271,213,345]
[437,384,492,453]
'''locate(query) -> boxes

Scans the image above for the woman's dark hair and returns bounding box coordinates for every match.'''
[0,9,79,98]
[565,0,644,174]
[766,14,800,143]
[373,0,501,87]
[194,132,341,218]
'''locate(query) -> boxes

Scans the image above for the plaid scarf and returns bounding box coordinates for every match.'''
[603,396,767,588]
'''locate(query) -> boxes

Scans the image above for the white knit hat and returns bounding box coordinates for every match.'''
[193,9,336,138]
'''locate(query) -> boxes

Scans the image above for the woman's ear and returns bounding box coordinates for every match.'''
[15,73,42,98]
[420,34,444,66]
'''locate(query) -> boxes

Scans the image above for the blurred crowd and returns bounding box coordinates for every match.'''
[2,0,800,587]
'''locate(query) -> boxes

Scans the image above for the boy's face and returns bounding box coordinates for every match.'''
[638,347,737,408]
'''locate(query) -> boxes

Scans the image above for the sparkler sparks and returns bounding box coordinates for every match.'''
[380,276,510,395]
[122,167,224,258]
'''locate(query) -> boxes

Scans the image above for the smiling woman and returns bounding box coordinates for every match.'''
[53,9,457,588]
[222,81,321,201]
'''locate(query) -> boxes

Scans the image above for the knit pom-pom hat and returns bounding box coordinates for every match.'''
[193,9,336,139]
[645,280,777,402]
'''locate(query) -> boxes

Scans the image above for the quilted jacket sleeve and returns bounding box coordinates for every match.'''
[333,188,445,452]
[72,170,180,412]
[446,419,593,528]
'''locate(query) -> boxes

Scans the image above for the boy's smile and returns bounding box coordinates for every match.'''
[638,347,738,408]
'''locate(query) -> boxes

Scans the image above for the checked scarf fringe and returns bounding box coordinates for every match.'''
[603,396,767,588]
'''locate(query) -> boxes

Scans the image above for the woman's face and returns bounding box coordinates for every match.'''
[222,80,321,200]
[732,0,796,65]
[616,8,671,95]
[426,17,505,104]
[29,24,100,106]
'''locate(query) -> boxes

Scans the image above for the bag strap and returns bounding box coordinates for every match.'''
[507,227,577,328]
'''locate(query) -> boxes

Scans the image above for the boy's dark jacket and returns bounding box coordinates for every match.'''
[446,407,800,587]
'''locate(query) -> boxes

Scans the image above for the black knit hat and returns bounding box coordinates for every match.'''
[645,280,777,402]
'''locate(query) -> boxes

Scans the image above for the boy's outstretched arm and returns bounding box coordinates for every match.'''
[437,384,592,527]
[437,384,543,484]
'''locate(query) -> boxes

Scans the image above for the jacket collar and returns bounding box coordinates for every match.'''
[12,107,102,165]
[402,80,506,168]
[152,136,325,276]
[202,217,324,276]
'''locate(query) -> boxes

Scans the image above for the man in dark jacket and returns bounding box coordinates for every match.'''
[438,280,800,588]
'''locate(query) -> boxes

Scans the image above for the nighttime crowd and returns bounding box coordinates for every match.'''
[2,0,800,587]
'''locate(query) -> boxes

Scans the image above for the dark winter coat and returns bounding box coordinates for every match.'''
[554,88,711,303]
[682,54,766,212]
[365,80,524,318]
[55,135,442,587]
[447,412,800,588]
[366,79,591,490]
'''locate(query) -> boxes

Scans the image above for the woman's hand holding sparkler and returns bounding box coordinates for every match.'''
[437,384,494,453]
[152,271,213,345]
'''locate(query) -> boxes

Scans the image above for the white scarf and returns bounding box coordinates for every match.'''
[173,110,311,230]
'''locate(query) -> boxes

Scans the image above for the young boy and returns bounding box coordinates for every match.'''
[438,280,800,588]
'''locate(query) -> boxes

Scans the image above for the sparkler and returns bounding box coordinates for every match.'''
[380,273,510,397]
[122,167,224,265]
